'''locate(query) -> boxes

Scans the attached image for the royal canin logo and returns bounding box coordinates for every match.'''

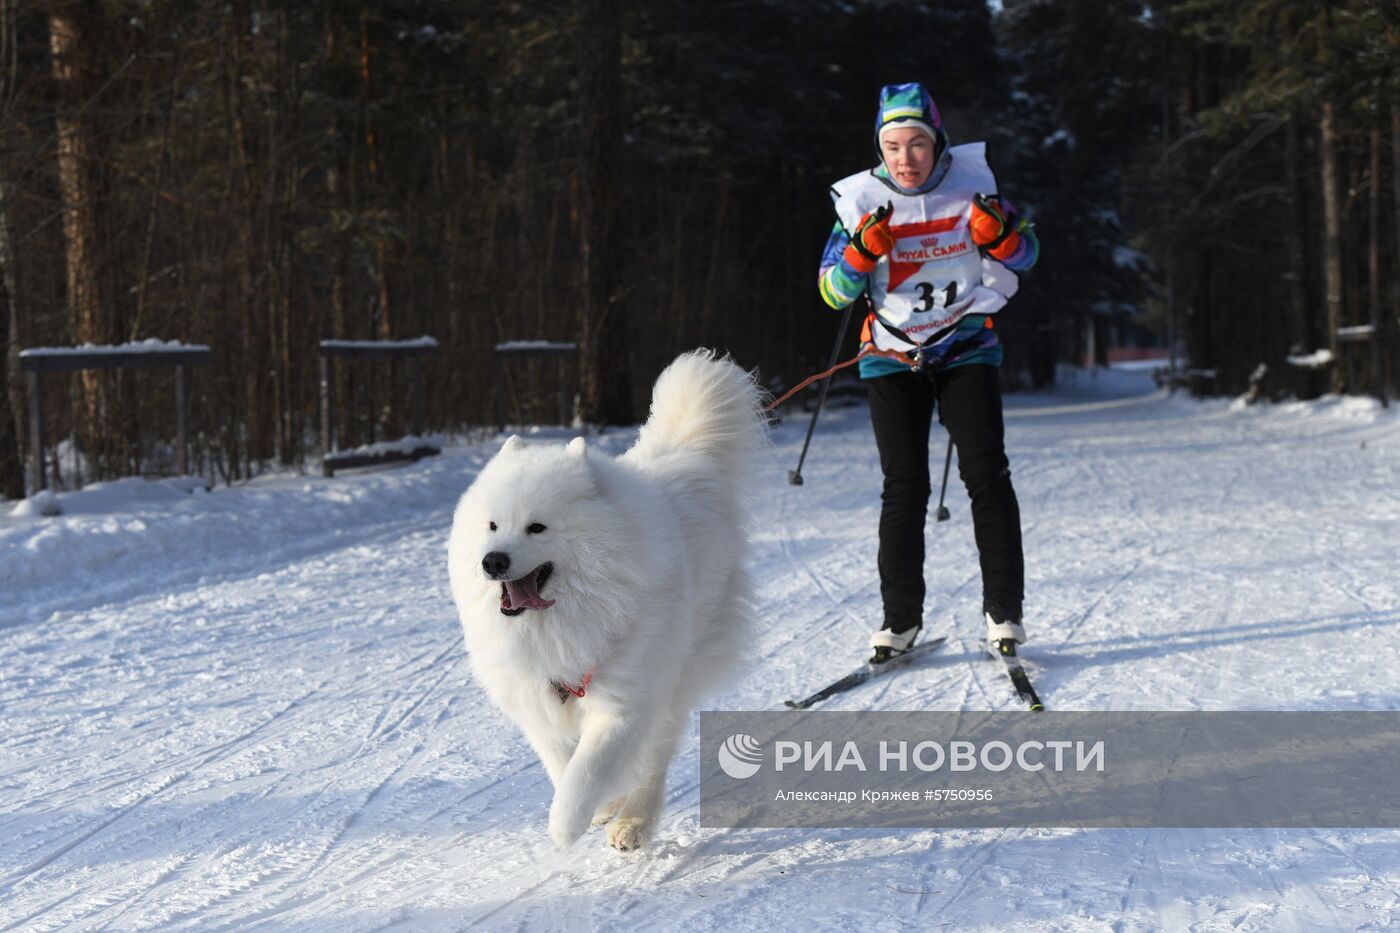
[920,236,940,247]
[895,240,971,262]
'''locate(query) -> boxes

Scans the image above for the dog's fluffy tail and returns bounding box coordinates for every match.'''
[631,349,767,481]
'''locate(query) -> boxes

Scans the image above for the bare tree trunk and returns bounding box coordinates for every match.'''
[327,161,352,447]
[575,0,630,424]
[0,173,22,499]
[1390,104,1400,399]
[699,178,729,344]
[1393,106,1400,308]
[1319,98,1344,393]
[49,3,106,476]
[0,0,25,498]
[1315,3,1347,395]
[279,9,301,465]
[1367,123,1386,405]
[1284,113,1314,350]
[359,9,391,346]
[223,5,264,470]
[130,63,178,342]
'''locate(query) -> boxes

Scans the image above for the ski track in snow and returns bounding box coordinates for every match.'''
[2,371,1399,930]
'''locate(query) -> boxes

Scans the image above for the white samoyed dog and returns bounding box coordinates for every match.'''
[447,350,766,851]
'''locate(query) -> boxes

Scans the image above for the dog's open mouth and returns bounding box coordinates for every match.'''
[500,562,555,616]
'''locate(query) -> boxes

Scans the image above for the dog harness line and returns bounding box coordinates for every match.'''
[551,665,597,703]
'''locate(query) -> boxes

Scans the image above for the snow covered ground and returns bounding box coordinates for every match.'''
[2,366,1398,931]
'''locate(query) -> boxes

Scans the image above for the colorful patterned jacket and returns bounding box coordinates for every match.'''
[818,159,1040,379]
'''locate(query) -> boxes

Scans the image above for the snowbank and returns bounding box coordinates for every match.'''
[0,447,486,628]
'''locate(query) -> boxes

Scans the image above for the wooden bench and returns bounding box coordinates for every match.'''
[19,342,211,493]
[319,338,440,477]
[493,341,578,433]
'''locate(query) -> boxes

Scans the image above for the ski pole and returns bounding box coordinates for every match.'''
[934,434,953,521]
[787,300,855,486]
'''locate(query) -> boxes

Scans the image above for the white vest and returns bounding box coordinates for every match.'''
[830,142,1018,353]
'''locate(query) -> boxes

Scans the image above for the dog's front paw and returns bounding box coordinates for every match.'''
[607,815,652,852]
[548,800,590,849]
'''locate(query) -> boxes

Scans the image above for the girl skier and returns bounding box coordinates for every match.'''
[817,82,1040,663]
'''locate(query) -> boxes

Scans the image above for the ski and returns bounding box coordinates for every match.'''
[783,636,948,710]
[990,641,1044,711]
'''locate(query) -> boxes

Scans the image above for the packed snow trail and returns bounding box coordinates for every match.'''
[2,368,1398,930]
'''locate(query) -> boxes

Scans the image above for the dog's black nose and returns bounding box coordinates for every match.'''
[482,551,511,578]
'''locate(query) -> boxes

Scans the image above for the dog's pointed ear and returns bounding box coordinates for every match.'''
[566,436,587,460]
[500,434,524,454]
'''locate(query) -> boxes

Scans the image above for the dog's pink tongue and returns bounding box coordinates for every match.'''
[504,572,555,611]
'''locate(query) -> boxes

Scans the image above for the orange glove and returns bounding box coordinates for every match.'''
[970,193,1022,260]
[842,201,895,273]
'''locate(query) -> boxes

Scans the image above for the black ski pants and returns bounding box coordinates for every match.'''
[867,363,1023,632]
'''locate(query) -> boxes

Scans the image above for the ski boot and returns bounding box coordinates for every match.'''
[985,611,1025,659]
[870,623,922,664]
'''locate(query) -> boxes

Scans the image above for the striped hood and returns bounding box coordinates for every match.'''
[872,82,951,194]
[873,83,946,152]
